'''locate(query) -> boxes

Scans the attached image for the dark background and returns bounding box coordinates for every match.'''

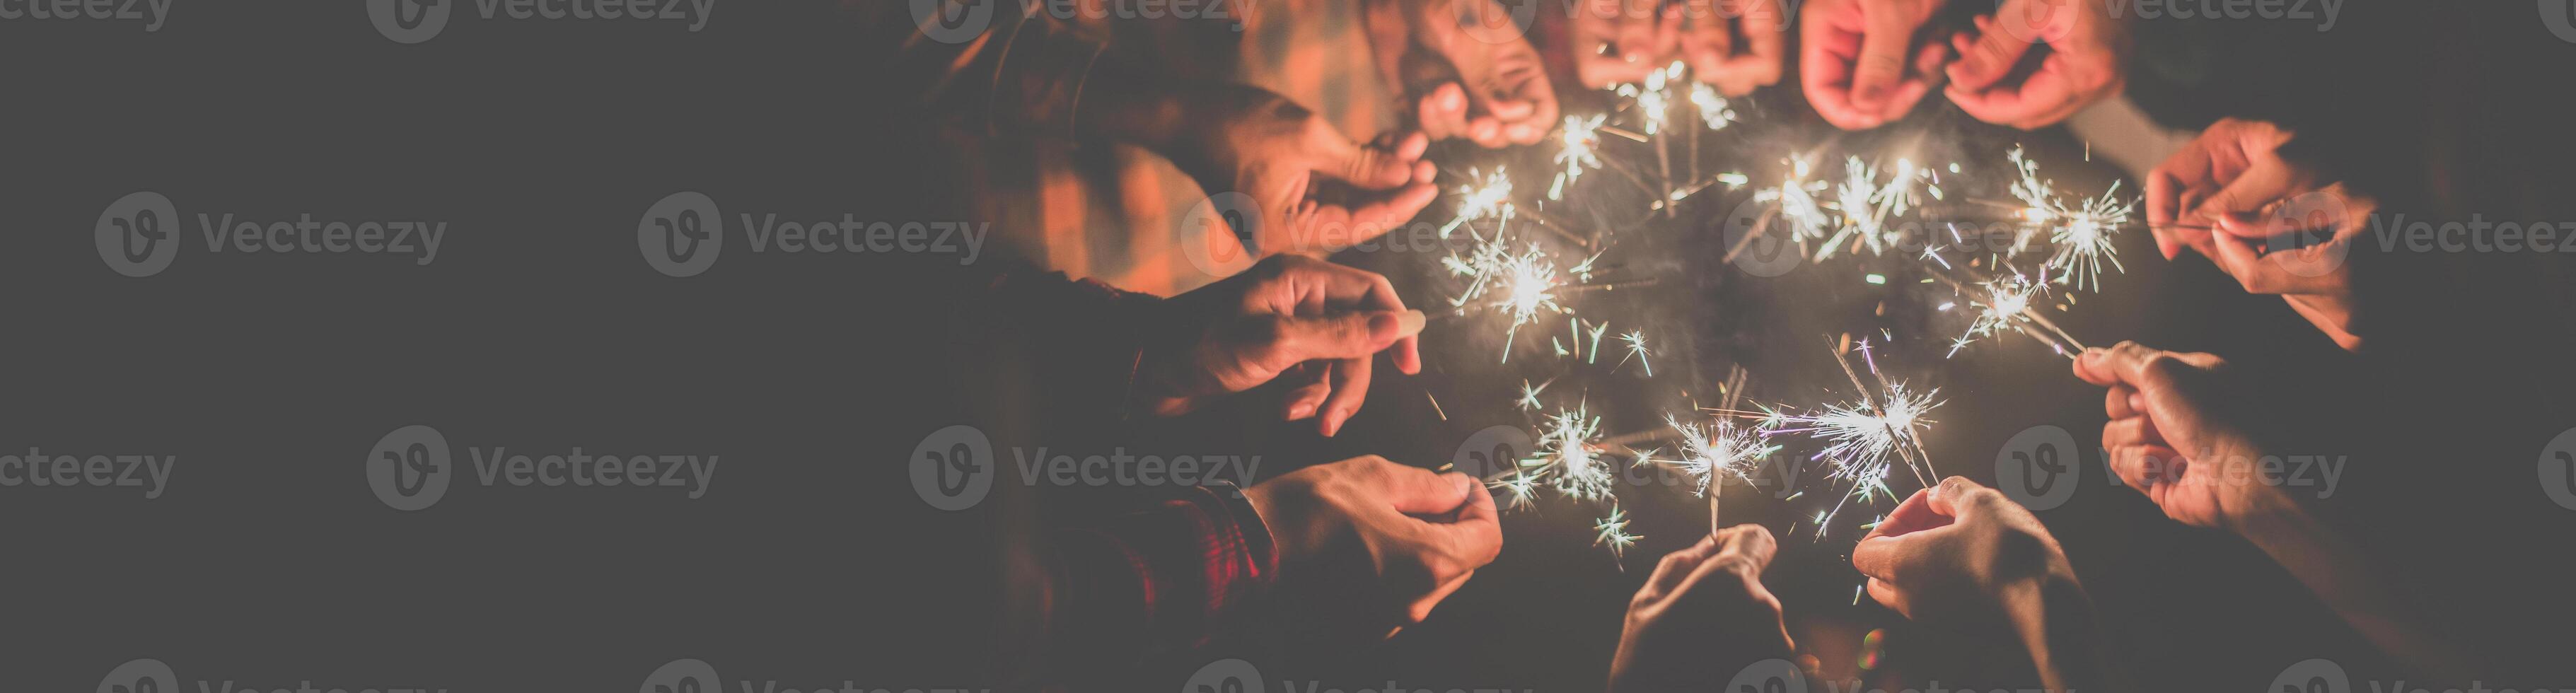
[7,2,2572,692]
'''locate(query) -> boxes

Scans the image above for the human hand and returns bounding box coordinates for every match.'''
[1678,0,1787,97]
[1606,525,1796,693]
[1393,0,1560,146]
[2146,118,2368,350]
[1168,86,1440,257]
[1850,477,2077,637]
[1800,0,1951,129]
[2072,342,2287,530]
[1140,255,1425,436]
[1245,455,1504,639]
[1944,0,2131,129]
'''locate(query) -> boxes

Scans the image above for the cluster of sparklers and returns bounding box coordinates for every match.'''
[1425,62,2139,559]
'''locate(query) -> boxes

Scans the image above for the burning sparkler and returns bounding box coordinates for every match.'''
[1552,114,1607,201]
[1755,155,1832,244]
[1443,167,1516,238]
[2005,146,2137,291]
[1618,330,1653,376]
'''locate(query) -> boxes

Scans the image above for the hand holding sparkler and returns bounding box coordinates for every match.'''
[1678,0,1787,97]
[2148,118,2369,350]
[1386,0,1560,146]
[1149,85,1439,257]
[1944,0,2130,130]
[1245,455,1503,639]
[1799,0,1951,130]
[2072,342,2275,530]
[1606,525,1796,693]
[1565,0,1683,88]
[1850,478,2112,693]
[1142,256,1427,436]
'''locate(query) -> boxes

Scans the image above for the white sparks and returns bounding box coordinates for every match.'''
[1532,401,1613,503]
[1755,156,1832,244]
[1552,114,1607,201]
[1663,413,1775,495]
[2006,146,2136,291]
[1443,168,1516,238]
[1593,505,1640,557]
[1446,228,1591,361]
[1688,81,1737,130]
[1618,330,1653,376]
[1948,272,2048,357]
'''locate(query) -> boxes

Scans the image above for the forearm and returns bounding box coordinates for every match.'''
[1999,574,2121,693]
[2231,489,2477,678]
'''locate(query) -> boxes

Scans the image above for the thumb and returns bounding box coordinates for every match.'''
[1850,0,1920,108]
[2188,157,2304,226]
[1949,3,2039,91]
[1315,122,1423,190]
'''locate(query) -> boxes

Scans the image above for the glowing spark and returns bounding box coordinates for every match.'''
[1948,272,2048,357]
[1533,401,1613,503]
[1552,114,1607,201]
[1516,378,1551,412]
[1755,156,1831,244]
[1664,413,1775,495]
[1688,81,1737,130]
[2006,146,2136,291]
[1443,168,1516,238]
[1618,330,1653,376]
[1445,228,1589,361]
[1593,505,1640,557]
